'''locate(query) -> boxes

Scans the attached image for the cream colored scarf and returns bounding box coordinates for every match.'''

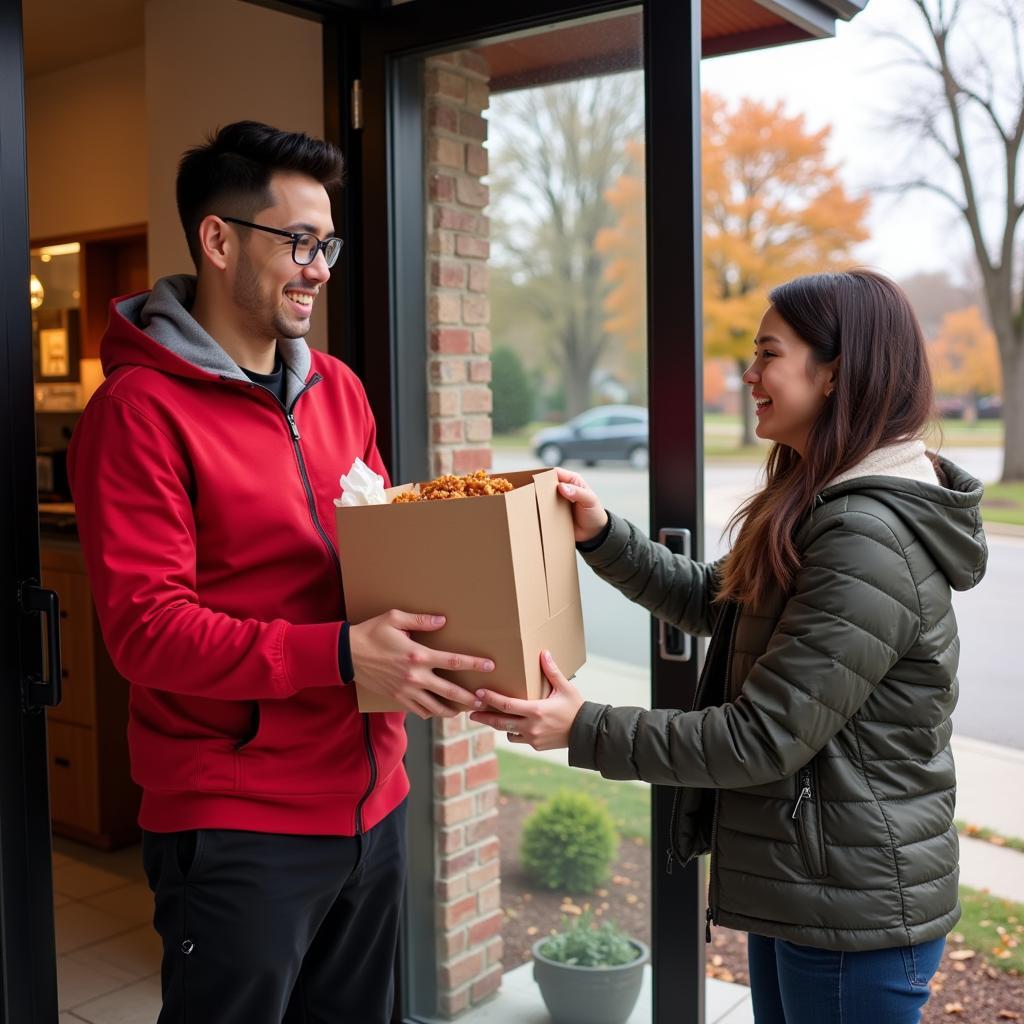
[826,439,938,489]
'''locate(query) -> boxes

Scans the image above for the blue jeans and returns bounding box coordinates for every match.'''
[747,933,945,1024]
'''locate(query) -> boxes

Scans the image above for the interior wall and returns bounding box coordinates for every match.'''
[26,47,148,240]
[144,0,329,350]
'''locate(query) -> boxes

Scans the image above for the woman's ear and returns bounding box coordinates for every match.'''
[823,357,840,397]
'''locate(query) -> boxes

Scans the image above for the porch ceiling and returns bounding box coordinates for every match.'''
[23,0,143,79]
[483,0,865,93]
[22,0,868,81]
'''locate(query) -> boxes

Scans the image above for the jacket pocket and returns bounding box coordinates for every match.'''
[234,701,262,751]
[792,761,828,878]
[668,786,715,870]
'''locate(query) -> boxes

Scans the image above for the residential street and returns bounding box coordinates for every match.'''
[493,446,1021,750]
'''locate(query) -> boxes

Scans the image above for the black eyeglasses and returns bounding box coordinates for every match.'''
[221,216,344,268]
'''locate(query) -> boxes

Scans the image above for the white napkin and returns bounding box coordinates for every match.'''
[334,458,387,507]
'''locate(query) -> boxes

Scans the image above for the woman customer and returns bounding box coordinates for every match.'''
[470,269,988,1023]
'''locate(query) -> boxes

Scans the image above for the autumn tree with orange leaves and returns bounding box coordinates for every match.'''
[929,306,1002,406]
[595,140,647,401]
[702,93,870,444]
[596,95,869,445]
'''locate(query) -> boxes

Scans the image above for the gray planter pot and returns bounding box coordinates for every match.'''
[532,937,650,1024]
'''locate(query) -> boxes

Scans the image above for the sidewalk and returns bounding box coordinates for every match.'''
[951,734,1024,903]
[513,655,1024,903]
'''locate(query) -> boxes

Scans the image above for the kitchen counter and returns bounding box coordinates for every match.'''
[39,501,78,539]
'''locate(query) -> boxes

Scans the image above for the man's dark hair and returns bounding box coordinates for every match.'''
[176,121,345,268]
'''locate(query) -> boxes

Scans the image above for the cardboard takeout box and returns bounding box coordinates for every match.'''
[335,468,586,712]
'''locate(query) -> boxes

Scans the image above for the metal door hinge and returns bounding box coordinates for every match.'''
[351,79,363,131]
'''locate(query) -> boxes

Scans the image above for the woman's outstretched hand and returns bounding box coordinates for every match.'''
[469,650,585,751]
[554,468,608,544]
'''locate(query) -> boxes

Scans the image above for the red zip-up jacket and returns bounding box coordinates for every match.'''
[67,276,408,835]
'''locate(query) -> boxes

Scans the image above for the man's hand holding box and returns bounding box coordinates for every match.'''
[336,467,587,713]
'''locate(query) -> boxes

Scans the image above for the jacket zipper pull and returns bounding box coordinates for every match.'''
[792,784,811,819]
[705,907,713,943]
[286,413,301,441]
[665,847,674,875]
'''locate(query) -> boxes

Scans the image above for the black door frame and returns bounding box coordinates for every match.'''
[0,1,61,1021]
[0,0,704,1019]
[356,2,706,1020]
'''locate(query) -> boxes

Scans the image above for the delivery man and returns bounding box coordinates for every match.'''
[68,120,494,1024]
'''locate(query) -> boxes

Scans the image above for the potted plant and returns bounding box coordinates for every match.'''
[532,911,649,1024]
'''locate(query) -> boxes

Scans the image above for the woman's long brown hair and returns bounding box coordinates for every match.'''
[716,269,935,607]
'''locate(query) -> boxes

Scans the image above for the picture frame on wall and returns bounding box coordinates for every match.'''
[32,307,80,382]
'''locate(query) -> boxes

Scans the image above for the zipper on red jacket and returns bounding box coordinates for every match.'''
[285,375,343,581]
[281,377,380,834]
[240,372,380,833]
[354,714,379,833]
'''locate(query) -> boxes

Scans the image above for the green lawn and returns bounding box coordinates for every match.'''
[497,749,650,841]
[955,886,1024,973]
[929,418,1005,448]
[956,819,1024,854]
[981,482,1024,526]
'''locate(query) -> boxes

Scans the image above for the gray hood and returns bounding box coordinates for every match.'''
[818,456,988,592]
[110,274,313,408]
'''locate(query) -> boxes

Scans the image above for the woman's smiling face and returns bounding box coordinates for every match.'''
[742,305,837,456]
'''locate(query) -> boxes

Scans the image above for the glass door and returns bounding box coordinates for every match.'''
[428,17,651,1020]
[0,1,61,1020]
[358,3,704,1022]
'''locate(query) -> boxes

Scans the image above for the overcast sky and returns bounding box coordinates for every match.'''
[700,0,1014,284]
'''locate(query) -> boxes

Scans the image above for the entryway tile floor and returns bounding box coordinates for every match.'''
[52,837,753,1023]
[52,838,161,1024]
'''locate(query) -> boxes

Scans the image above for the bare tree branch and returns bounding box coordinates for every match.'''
[888,0,1024,479]
[877,179,967,212]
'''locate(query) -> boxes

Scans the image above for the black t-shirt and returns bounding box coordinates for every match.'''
[241,352,287,405]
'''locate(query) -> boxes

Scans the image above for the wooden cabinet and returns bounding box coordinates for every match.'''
[41,540,140,849]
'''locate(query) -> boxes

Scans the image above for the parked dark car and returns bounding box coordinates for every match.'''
[976,395,1003,420]
[531,405,648,469]
[935,396,966,420]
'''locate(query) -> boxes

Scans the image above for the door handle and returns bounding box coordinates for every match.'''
[18,580,63,708]
[657,528,692,662]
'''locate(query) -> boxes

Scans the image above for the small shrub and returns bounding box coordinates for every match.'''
[538,911,641,967]
[520,791,617,893]
[492,346,534,434]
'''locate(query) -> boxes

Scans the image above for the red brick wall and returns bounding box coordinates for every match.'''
[425,50,493,479]
[424,50,503,1018]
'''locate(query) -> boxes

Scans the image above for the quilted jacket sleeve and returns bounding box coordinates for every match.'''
[579,512,724,639]
[569,510,922,787]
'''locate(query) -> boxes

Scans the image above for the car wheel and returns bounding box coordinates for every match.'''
[538,443,564,467]
[584,460,597,468]
[628,445,648,470]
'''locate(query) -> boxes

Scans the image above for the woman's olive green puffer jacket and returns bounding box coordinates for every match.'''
[568,457,987,951]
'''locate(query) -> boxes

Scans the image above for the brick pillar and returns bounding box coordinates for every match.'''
[424,50,503,1018]
[434,718,503,1017]
[425,50,493,478]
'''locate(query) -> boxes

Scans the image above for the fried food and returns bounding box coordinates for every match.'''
[392,469,514,504]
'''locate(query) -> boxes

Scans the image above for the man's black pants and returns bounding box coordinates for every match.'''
[142,801,407,1024]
